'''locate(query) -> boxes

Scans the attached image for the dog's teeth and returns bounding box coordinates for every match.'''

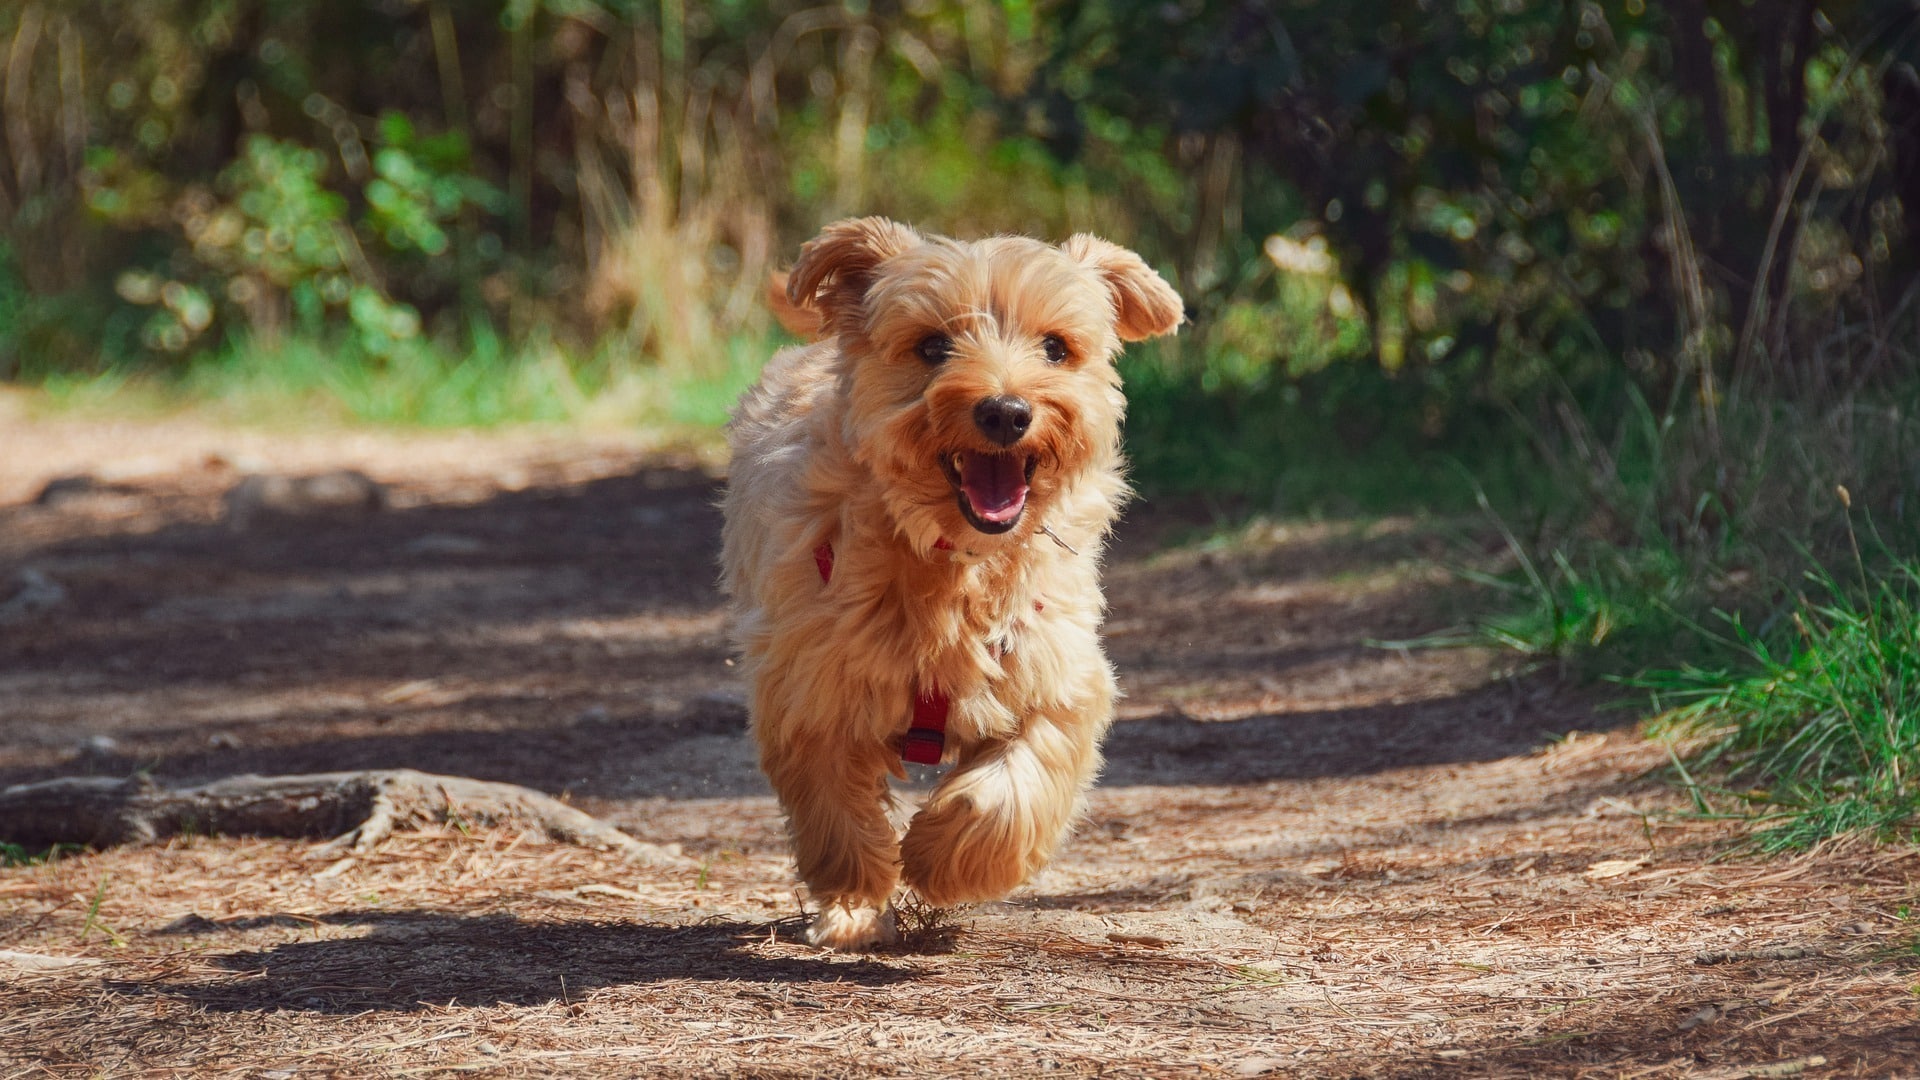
[951,453,965,473]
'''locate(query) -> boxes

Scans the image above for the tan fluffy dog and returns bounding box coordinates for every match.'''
[721,217,1183,950]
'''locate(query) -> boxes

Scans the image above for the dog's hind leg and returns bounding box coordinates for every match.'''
[898,686,1111,907]
[760,734,902,949]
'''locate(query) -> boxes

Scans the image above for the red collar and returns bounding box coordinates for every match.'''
[814,540,949,765]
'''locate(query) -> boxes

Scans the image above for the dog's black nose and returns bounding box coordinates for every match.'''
[972,395,1033,447]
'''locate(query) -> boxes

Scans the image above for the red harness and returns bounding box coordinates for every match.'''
[814,540,950,765]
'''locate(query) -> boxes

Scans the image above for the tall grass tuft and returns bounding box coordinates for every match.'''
[1639,500,1920,851]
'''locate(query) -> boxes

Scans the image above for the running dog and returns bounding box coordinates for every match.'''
[721,217,1182,949]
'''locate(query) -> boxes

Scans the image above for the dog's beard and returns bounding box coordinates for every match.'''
[940,450,1038,534]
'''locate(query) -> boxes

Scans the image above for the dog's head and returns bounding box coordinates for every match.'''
[786,217,1183,549]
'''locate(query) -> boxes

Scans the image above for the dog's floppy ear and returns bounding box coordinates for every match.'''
[1062,234,1185,341]
[765,272,824,338]
[786,217,922,318]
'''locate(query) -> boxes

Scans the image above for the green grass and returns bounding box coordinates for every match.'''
[1454,472,1705,674]
[30,326,778,434]
[1439,377,1920,850]
[0,842,80,868]
[1118,344,1558,517]
[1636,541,1920,852]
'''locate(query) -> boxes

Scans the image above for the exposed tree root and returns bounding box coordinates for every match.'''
[0,769,688,865]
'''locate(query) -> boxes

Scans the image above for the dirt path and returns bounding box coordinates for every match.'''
[1,401,1914,1077]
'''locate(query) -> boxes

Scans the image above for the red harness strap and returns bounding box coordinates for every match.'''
[814,541,949,765]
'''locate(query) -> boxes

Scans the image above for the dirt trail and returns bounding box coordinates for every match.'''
[1,402,1914,1077]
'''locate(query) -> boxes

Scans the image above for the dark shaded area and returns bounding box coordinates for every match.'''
[1102,682,1597,789]
[0,462,1615,805]
[1341,994,1920,1079]
[0,678,1595,802]
[114,911,912,1014]
[0,463,734,789]
[5,462,724,678]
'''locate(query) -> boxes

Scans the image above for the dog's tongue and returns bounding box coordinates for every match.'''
[960,451,1028,523]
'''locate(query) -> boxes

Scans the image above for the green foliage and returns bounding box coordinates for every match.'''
[6,0,1917,420]
[0,240,26,372]
[1467,534,1693,668]
[1641,545,1920,851]
[1120,343,1562,517]
[105,126,504,361]
[364,113,504,260]
[1445,365,1920,849]
[0,841,80,868]
[1035,0,1917,408]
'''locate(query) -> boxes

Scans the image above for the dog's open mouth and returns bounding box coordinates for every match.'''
[941,450,1037,534]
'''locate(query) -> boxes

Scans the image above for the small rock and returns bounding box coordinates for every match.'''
[78,734,120,757]
[224,470,387,530]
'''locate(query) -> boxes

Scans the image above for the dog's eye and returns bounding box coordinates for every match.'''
[1041,334,1070,364]
[915,334,953,365]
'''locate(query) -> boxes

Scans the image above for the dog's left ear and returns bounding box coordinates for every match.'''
[1062,235,1185,342]
[787,217,923,320]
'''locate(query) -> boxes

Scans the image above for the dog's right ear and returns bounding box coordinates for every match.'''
[786,217,921,319]
[1061,234,1185,342]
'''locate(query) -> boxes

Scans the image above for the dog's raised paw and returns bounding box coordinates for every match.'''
[900,791,1040,908]
[805,902,897,951]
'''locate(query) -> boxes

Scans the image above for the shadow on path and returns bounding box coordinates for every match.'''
[123,910,911,1014]
[2,460,1618,800]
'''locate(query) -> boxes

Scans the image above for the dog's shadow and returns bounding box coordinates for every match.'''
[123,911,915,1014]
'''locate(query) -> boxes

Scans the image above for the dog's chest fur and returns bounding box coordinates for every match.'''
[816,509,1099,744]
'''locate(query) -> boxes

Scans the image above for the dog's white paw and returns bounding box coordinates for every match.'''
[805,902,897,951]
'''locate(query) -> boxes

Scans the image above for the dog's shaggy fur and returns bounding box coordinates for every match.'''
[721,218,1182,949]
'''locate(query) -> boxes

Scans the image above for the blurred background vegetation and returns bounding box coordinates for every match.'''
[3,0,1919,843]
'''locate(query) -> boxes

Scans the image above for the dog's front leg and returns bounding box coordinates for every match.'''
[898,686,1110,907]
[759,728,901,949]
